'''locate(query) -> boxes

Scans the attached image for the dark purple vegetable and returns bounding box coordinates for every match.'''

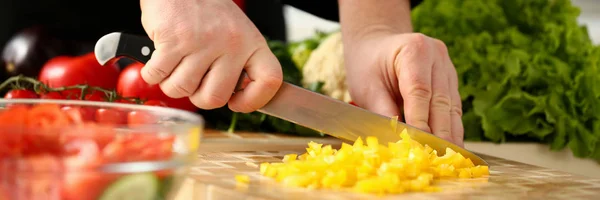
[1,26,70,77]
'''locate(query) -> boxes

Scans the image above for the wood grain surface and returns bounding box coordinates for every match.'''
[172,130,600,200]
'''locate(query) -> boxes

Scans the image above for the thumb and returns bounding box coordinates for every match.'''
[355,87,402,120]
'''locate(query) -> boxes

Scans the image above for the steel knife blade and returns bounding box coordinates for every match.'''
[94,32,488,166]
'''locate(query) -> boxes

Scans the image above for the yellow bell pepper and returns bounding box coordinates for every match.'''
[258,128,489,194]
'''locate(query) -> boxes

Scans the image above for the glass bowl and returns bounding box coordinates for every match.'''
[0,99,204,200]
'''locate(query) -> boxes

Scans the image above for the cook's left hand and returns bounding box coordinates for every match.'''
[343,31,464,147]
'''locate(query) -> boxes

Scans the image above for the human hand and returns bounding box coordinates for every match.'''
[139,0,283,112]
[344,32,464,146]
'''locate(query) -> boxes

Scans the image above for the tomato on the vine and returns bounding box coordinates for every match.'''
[4,89,38,99]
[40,92,66,99]
[61,106,96,122]
[95,108,127,125]
[143,100,167,107]
[38,52,120,97]
[117,62,197,112]
[127,111,157,127]
[84,93,105,101]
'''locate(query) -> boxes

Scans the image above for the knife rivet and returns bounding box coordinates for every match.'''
[141,46,151,56]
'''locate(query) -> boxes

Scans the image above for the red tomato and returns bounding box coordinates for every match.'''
[4,154,61,200]
[144,100,168,107]
[84,92,105,101]
[233,0,245,11]
[61,139,114,200]
[25,104,70,154]
[4,89,38,99]
[117,62,197,112]
[61,106,96,123]
[103,134,174,162]
[127,111,157,127]
[0,105,28,157]
[62,172,120,200]
[40,92,66,99]
[62,139,103,169]
[27,104,70,128]
[38,52,120,97]
[61,124,115,150]
[95,108,127,125]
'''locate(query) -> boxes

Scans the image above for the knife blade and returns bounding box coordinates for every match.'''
[94,32,488,166]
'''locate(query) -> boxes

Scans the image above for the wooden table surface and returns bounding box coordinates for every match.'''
[172,130,600,200]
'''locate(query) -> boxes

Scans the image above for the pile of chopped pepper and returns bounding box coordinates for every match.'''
[258,129,489,194]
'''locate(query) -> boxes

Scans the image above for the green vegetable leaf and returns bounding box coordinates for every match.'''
[413,0,600,160]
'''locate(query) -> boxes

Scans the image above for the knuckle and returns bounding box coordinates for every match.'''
[192,92,229,109]
[451,104,463,117]
[432,93,452,111]
[146,67,169,80]
[434,39,449,55]
[405,76,432,100]
[400,33,431,58]
[229,100,255,113]
[262,72,284,91]
[407,85,432,101]
[170,82,195,97]
[407,33,430,49]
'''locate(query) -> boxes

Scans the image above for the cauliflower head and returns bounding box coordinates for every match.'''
[301,32,352,102]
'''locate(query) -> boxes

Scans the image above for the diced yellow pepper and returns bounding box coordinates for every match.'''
[235,174,250,184]
[258,127,490,195]
[282,154,298,163]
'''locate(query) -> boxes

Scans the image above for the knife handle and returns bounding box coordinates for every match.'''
[114,33,250,92]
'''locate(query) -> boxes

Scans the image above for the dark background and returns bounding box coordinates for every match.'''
[0,0,423,51]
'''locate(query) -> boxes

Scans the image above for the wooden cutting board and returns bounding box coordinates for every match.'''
[172,130,600,200]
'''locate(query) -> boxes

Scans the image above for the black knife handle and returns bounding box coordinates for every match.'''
[113,33,249,92]
[115,33,156,64]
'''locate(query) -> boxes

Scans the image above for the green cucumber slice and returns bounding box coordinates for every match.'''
[158,175,174,199]
[99,173,160,200]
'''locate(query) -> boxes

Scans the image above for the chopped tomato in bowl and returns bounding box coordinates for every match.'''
[0,99,204,200]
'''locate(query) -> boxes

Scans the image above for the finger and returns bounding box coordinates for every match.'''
[189,53,245,110]
[228,47,283,113]
[141,45,183,85]
[360,85,401,118]
[447,58,464,147]
[396,42,434,133]
[159,51,214,98]
[429,59,453,143]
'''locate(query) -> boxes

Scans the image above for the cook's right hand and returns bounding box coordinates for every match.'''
[139,0,283,113]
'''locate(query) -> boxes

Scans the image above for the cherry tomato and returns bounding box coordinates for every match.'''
[143,100,168,107]
[117,62,197,112]
[61,106,96,123]
[4,89,38,99]
[38,52,120,97]
[40,92,66,99]
[127,111,157,127]
[95,108,127,125]
[25,104,70,153]
[0,105,28,157]
[84,92,105,101]
[27,104,70,128]
[60,139,114,200]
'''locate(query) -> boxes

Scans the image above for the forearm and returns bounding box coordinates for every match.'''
[338,0,413,42]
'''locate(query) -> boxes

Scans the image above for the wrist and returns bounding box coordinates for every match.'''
[338,0,413,46]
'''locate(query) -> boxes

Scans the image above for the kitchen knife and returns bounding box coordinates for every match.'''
[94,32,488,166]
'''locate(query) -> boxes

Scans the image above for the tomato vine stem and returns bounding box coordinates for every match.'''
[0,75,145,104]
